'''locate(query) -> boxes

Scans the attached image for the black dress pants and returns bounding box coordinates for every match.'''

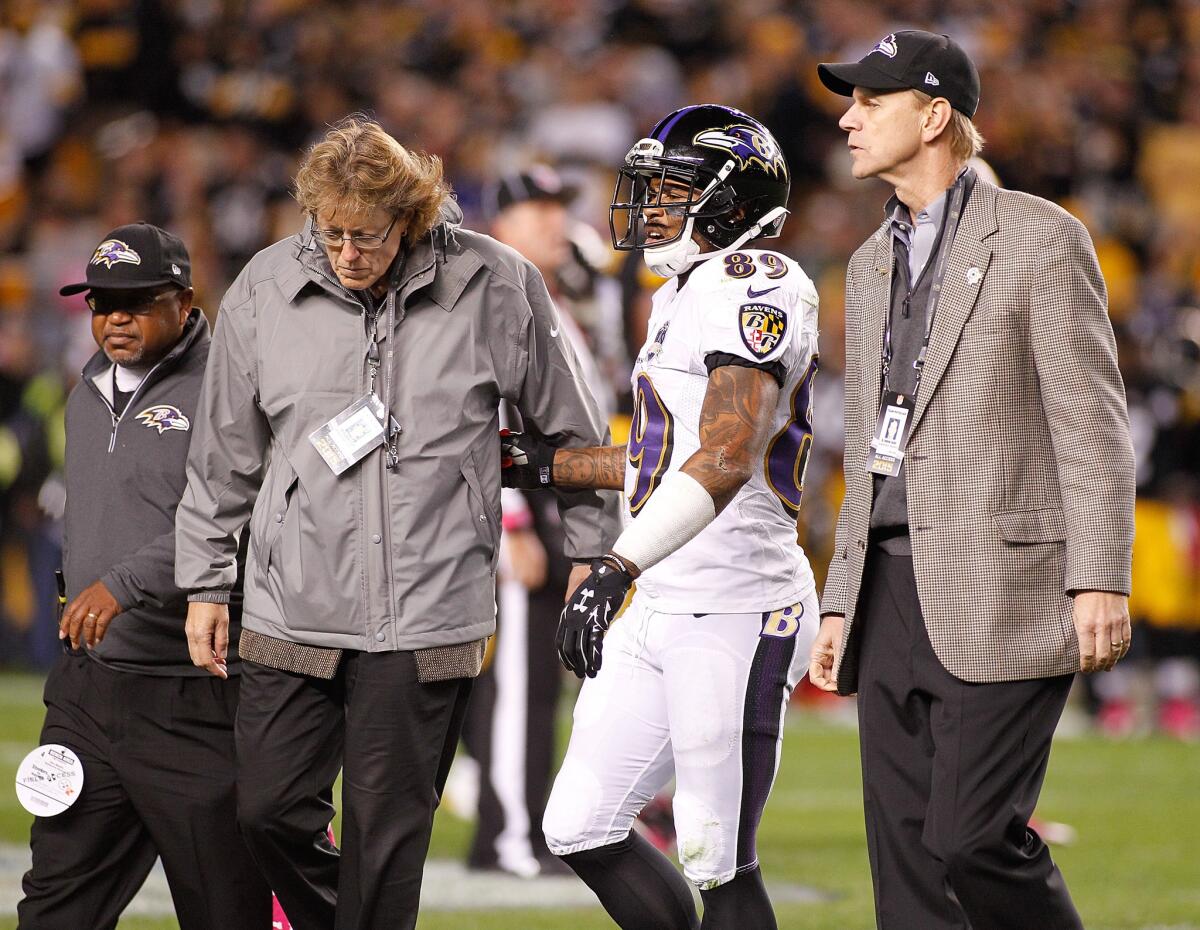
[18,653,271,930]
[235,650,473,930]
[855,547,1083,930]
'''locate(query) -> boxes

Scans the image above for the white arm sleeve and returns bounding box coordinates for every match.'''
[610,470,716,572]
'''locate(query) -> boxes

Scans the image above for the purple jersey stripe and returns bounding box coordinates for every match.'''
[735,615,797,868]
[653,105,702,143]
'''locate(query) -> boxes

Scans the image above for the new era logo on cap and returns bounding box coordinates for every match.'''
[925,72,940,86]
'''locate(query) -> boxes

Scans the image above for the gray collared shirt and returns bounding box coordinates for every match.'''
[887,188,949,284]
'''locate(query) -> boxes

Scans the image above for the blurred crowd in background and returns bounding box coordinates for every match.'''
[1,0,1198,738]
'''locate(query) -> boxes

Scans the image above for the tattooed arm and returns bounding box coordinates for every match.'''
[586,363,779,583]
[681,365,780,513]
[505,366,774,502]
[500,433,624,491]
[553,445,627,491]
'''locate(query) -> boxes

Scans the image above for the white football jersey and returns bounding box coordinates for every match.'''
[625,247,819,613]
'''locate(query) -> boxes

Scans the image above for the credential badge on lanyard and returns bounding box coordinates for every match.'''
[868,391,914,477]
[868,167,975,479]
[309,393,388,475]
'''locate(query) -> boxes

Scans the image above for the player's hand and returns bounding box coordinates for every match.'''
[1073,591,1131,673]
[186,601,230,679]
[809,614,844,692]
[557,556,634,679]
[500,430,556,489]
[60,580,123,650]
[564,563,591,603]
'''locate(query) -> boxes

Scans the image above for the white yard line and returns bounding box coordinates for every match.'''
[0,843,827,915]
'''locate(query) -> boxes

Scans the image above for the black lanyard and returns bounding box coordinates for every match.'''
[881,166,976,395]
[379,253,407,470]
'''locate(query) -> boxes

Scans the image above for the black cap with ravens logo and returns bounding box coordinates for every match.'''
[60,222,192,295]
[817,30,980,117]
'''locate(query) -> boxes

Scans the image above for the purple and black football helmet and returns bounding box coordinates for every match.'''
[609,104,790,259]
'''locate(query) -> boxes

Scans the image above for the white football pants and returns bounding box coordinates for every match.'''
[543,590,818,887]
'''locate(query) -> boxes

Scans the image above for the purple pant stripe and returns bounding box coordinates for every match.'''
[735,618,796,868]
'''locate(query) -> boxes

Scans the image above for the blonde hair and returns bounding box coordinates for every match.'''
[294,115,451,244]
[911,90,985,162]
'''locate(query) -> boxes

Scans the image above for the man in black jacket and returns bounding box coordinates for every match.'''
[18,223,270,930]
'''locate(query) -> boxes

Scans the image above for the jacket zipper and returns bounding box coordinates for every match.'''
[309,262,364,309]
[87,358,167,453]
[307,258,400,642]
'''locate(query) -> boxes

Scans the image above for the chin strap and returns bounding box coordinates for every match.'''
[643,205,790,278]
[644,219,702,276]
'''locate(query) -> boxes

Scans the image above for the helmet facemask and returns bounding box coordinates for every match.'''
[610,155,733,247]
[610,142,740,276]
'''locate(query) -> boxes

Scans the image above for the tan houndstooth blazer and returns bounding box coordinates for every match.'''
[822,177,1135,693]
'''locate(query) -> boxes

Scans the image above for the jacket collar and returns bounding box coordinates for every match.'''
[906,177,996,430]
[283,200,482,313]
[870,169,997,251]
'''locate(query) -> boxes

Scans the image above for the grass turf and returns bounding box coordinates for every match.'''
[1,671,1196,929]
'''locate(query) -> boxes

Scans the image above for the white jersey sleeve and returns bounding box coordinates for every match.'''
[688,248,818,383]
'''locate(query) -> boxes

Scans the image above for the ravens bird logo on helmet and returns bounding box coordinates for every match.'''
[693,125,788,179]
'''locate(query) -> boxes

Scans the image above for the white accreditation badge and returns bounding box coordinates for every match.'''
[308,393,388,476]
[15,743,84,816]
[868,391,915,477]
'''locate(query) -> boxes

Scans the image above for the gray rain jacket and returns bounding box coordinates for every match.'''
[175,205,618,652]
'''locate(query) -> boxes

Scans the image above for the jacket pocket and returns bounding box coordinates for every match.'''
[252,458,299,575]
[993,508,1067,544]
[461,451,500,569]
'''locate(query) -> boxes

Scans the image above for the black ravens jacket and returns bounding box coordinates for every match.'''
[64,308,242,675]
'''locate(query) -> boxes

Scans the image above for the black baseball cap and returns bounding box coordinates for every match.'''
[487,165,578,218]
[59,222,192,295]
[818,30,980,117]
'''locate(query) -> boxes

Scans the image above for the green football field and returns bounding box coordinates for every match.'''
[1,671,1196,930]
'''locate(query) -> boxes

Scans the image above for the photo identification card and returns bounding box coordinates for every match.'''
[309,393,388,475]
[868,391,915,477]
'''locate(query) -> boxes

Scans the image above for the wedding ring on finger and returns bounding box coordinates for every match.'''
[86,612,98,620]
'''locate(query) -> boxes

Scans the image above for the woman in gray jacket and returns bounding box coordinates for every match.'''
[175,117,619,930]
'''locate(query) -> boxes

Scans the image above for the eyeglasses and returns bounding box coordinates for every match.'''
[86,290,179,315]
[312,214,399,251]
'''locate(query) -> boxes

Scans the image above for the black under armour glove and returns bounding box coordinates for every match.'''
[500,429,556,489]
[557,556,635,679]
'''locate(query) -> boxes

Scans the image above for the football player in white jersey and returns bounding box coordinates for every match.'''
[502,104,819,930]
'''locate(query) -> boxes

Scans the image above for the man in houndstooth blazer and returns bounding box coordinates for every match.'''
[809,31,1135,930]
